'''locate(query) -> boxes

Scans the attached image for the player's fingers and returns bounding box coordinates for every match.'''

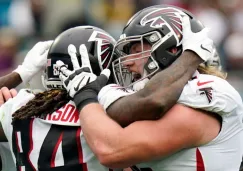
[56,61,69,83]
[36,40,54,55]
[68,44,80,70]
[56,60,72,77]
[181,15,191,35]
[56,60,65,70]
[0,91,4,106]
[10,89,18,98]
[60,67,72,78]
[97,69,110,87]
[100,69,111,78]
[79,44,92,72]
[40,50,49,69]
[42,40,54,53]
[1,87,12,102]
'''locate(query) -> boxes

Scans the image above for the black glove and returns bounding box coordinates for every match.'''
[55,44,111,111]
[73,71,110,112]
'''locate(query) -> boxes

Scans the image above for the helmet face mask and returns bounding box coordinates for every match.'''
[42,26,116,90]
[112,31,161,87]
[112,5,204,88]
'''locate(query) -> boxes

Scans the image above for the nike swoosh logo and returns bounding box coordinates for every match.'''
[197,80,214,86]
[200,44,211,53]
[74,77,85,91]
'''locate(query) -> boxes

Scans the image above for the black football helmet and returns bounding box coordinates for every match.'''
[112,5,205,87]
[42,26,116,89]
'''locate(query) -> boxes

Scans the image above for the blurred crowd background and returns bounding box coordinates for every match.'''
[0,0,242,97]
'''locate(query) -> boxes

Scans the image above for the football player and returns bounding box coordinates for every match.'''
[0,41,53,171]
[0,40,53,105]
[0,16,210,171]
[0,26,121,170]
[56,5,243,170]
[0,15,206,170]
[0,18,205,169]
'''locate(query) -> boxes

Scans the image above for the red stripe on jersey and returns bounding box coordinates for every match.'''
[196,148,205,171]
[76,128,83,163]
[82,163,88,171]
[15,132,21,152]
[76,128,88,171]
[28,118,36,170]
[51,132,63,167]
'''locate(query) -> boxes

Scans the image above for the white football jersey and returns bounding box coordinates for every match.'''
[132,73,243,171]
[0,142,15,171]
[0,89,120,171]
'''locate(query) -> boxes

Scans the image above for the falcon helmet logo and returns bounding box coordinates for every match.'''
[88,31,116,70]
[140,7,184,45]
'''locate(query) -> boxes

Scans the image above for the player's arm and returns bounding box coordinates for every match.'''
[100,16,214,126]
[0,72,22,89]
[56,44,217,168]
[106,50,201,126]
[0,41,53,90]
[79,103,220,168]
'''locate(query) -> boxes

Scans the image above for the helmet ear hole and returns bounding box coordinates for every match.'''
[167,46,178,54]
[167,46,181,54]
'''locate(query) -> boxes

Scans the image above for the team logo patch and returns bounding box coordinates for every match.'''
[140,7,183,43]
[199,87,213,103]
[88,31,115,69]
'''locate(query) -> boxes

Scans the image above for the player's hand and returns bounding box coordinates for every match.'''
[14,40,53,84]
[0,87,17,106]
[56,44,110,111]
[56,44,100,98]
[182,15,214,62]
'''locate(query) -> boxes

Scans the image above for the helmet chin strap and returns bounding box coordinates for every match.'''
[132,70,149,91]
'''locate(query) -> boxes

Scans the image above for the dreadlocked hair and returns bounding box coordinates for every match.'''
[12,89,71,123]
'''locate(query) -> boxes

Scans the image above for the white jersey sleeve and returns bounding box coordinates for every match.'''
[0,89,34,156]
[178,74,243,116]
[98,84,135,110]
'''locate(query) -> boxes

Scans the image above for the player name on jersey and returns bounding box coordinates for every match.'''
[33,101,80,126]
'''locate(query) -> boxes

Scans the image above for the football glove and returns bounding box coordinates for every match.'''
[56,44,110,111]
[182,15,214,62]
[14,41,53,84]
